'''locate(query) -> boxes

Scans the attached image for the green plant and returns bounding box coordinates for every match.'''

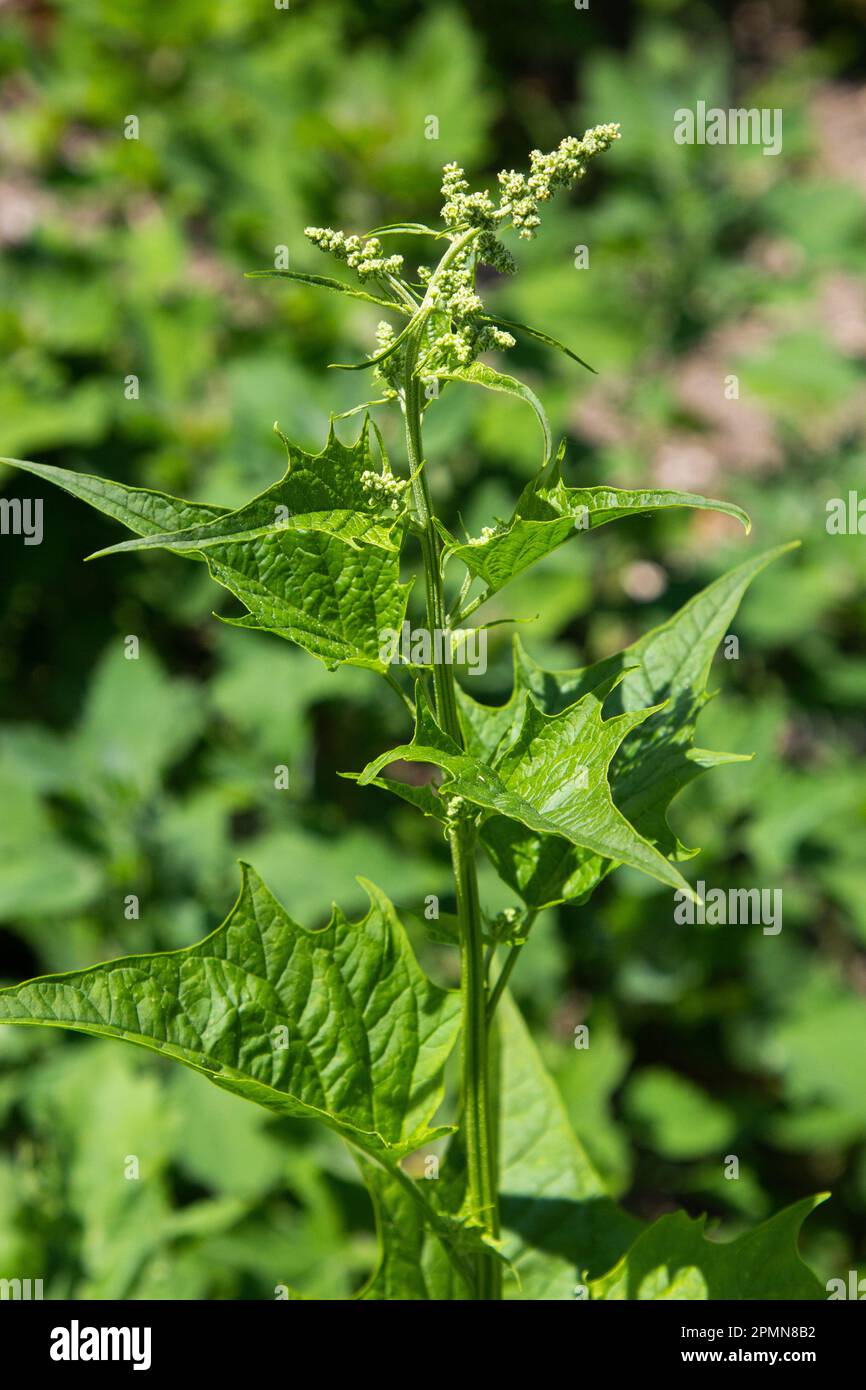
[0,129,825,1300]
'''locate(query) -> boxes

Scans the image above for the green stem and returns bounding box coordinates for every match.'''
[487,943,523,1024]
[402,319,500,1300]
[487,911,538,1025]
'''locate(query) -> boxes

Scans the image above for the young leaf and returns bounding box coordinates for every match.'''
[589,1195,827,1300]
[329,309,426,371]
[471,544,797,907]
[479,313,596,372]
[89,419,407,559]
[0,866,461,1162]
[363,223,447,239]
[439,446,750,604]
[358,681,697,898]
[430,362,553,462]
[0,456,226,536]
[245,269,409,314]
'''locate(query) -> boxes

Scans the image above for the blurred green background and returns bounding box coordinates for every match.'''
[1,0,865,1298]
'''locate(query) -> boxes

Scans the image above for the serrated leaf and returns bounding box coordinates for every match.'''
[0,866,461,1162]
[5,430,412,672]
[590,1196,826,1300]
[245,268,409,314]
[469,545,796,907]
[89,419,407,559]
[440,446,750,603]
[431,361,552,461]
[211,530,412,671]
[358,681,696,897]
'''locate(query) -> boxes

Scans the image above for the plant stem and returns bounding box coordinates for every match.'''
[487,910,538,1025]
[487,943,523,1024]
[402,340,500,1300]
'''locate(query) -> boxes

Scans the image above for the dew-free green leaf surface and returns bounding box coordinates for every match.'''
[245,269,410,314]
[467,545,795,906]
[358,680,695,896]
[0,456,226,535]
[358,993,638,1301]
[89,421,407,558]
[439,447,750,604]
[431,361,553,461]
[3,431,413,671]
[211,530,412,670]
[357,1163,465,1300]
[0,867,461,1161]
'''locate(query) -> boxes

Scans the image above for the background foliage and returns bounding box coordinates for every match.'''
[1,0,864,1297]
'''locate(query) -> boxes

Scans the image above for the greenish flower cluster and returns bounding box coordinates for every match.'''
[441,124,621,242]
[359,465,407,512]
[304,125,619,386]
[304,226,404,281]
[417,246,516,377]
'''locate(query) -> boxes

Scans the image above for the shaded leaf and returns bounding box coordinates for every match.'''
[358,992,638,1300]
[497,994,639,1298]
[590,1196,826,1300]
[357,1162,475,1300]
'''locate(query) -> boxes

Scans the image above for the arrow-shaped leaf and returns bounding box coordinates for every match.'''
[3,426,412,672]
[465,544,797,907]
[88,419,408,559]
[0,456,226,535]
[358,679,696,898]
[0,865,461,1162]
[439,445,750,604]
[245,268,410,314]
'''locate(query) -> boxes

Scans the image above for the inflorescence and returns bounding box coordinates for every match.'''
[304,125,620,386]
